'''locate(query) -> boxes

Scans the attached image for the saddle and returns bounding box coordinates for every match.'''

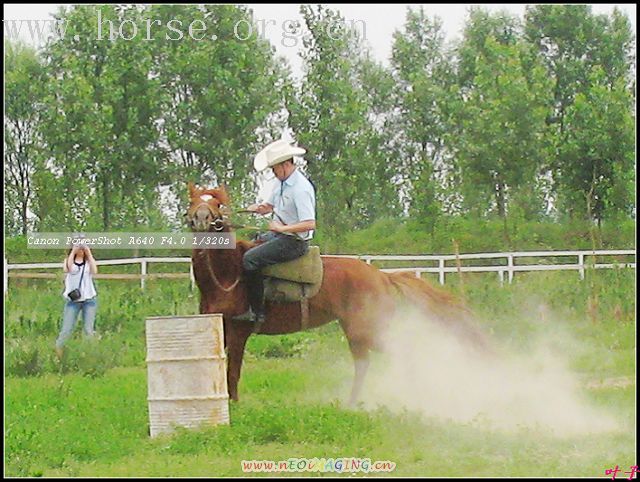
[260,246,323,329]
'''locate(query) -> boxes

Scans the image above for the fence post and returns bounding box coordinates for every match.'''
[439,258,445,285]
[141,259,147,290]
[578,253,585,280]
[498,270,504,286]
[508,254,514,284]
[4,257,7,296]
[189,264,195,291]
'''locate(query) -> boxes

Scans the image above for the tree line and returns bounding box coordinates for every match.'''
[5,4,636,243]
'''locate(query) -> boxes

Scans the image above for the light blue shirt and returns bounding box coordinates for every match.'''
[266,168,316,240]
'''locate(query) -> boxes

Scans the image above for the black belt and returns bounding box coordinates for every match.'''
[276,233,309,243]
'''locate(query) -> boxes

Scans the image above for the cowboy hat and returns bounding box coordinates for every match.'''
[253,139,306,172]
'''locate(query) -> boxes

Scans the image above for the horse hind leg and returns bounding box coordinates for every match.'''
[346,337,371,408]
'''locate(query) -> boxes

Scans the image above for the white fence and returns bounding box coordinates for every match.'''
[4,250,635,294]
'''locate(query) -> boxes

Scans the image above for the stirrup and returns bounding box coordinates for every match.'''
[252,314,266,333]
[232,308,257,322]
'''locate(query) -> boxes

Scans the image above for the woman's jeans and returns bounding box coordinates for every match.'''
[55,298,97,349]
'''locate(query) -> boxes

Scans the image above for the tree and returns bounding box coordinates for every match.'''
[288,5,399,237]
[390,6,455,228]
[39,5,167,230]
[448,35,553,244]
[557,68,635,226]
[148,4,288,207]
[524,5,635,220]
[457,6,521,89]
[5,41,45,235]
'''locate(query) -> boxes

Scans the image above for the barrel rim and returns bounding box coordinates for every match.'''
[148,395,229,402]
[146,355,227,362]
[146,314,223,321]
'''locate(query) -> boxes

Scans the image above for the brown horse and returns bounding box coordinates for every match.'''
[186,182,490,404]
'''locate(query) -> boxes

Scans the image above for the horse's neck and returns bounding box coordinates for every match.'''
[194,245,243,280]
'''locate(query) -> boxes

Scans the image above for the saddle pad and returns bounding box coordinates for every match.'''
[261,246,322,284]
[264,278,322,303]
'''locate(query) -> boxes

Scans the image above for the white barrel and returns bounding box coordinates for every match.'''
[145,314,229,437]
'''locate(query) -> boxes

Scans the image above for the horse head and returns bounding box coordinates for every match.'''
[185,182,231,232]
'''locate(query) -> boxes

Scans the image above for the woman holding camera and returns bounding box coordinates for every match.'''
[55,244,98,358]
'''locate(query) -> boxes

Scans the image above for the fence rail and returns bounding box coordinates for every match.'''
[4,250,635,293]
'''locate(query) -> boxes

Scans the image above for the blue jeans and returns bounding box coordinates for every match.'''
[55,298,97,349]
[244,232,309,272]
[241,233,309,316]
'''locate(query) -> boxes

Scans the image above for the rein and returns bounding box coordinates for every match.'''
[190,201,242,292]
[200,249,242,293]
[189,202,297,292]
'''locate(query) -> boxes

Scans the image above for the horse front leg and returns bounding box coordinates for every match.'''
[224,319,253,402]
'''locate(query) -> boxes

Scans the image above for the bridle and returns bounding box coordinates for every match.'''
[185,196,296,292]
[188,200,241,292]
[186,200,230,232]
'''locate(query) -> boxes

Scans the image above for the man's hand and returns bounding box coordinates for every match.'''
[247,203,272,215]
[268,220,286,233]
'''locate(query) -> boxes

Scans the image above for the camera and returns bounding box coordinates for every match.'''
[68,288,82,301]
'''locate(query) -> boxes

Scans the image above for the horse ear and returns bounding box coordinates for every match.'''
[203,185,230,206]
[217,184,230,206]
[187,182,197,198]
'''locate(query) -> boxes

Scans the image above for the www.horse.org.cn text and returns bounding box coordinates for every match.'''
[4,12,366,48]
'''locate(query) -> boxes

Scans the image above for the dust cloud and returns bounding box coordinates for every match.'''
[358,304,620,436]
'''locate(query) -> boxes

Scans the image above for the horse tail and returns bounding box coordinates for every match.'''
[386,272,493,354]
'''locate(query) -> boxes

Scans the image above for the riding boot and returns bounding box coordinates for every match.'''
[232,271,265,326]
[247,271,265,319]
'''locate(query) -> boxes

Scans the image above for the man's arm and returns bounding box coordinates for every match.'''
[246,203,273,215]
[269,219,315,234]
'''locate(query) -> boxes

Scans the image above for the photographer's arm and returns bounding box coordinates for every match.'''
[85,248,98,274]
[65,248,77,272]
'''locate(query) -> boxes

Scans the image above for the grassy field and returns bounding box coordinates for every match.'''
[4,268,636,477]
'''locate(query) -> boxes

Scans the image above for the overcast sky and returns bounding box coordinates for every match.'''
[4,3,637,76]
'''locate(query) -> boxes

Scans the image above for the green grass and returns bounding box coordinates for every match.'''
[318,216,636,255]
[4,269,636,477]
[5,359,635,477]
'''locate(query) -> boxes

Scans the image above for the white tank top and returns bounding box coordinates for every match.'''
[63,260,97,301]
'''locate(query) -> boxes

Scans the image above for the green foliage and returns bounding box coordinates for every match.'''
[288,5,400,236]
[37,5,168,231]
[390,7,451,229]
[148,4,287,204]
[3,4,635,247]
[4,41,45,236]
[323,216,635,255]
[449,33,553,242]
[557,70,635,222]
[523,5,635,222]
[5,5,287,233]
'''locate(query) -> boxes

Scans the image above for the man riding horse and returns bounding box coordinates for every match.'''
[232,139,316,328]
